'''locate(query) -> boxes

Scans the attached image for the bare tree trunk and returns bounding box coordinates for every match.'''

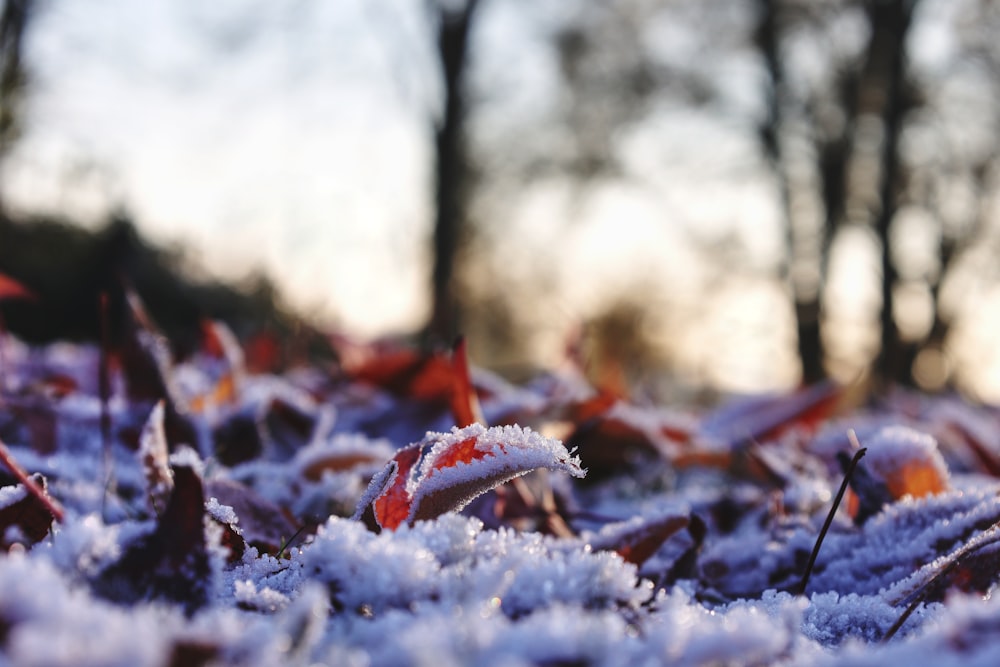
[755,0,827,384]
[868,0,918,387]
[427,0,481,346]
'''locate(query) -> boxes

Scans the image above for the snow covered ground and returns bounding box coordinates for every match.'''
[2,322,1000,666]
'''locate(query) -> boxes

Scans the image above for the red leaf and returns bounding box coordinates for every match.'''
[356,424,585,531]
[347,347,454,404]
[590,514,690,567]
[189,320,244,412]
[0,273,36,302]
[245,330,283,375]
[450,337,484,428]
[372,445,422,531]
[697,382,841,449]
[427,436,488,473]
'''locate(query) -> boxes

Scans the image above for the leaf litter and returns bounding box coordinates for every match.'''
[4,316,1000,664]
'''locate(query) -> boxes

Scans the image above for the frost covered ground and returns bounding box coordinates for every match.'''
[3,313,1000,666]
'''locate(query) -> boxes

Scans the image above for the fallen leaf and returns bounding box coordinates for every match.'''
[137,401,174,516]
[354,423,585,531]
[0,273,36,302]
[697,382,841,449]
[588,513,690,567]
[94,464,212,615]
[450,336,484,428]
[0,474,57,548]
[847,426,950,524]
[204,478,298,555]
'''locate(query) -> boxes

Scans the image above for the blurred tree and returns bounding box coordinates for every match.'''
[426,0,482,346]
[866,0,920,387]
[0,212,302,358]
[456,0,722,379]
[0,0,33,213]
[755,0,1000,393]
[437,0,1000,393]
[753,0,952,388]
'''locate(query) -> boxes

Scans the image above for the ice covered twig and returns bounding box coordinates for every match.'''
[354,423,585,531]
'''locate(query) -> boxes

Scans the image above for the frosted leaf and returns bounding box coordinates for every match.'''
[354,423,584,530]
[407,424,584,524]
[205,498,238,526]
[137,401,173,516]
[861,425,950,498]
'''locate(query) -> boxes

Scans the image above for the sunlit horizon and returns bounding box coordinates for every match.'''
[4,0,1000,400]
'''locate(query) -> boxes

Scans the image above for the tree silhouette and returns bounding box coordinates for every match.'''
[0,0,33,213]
[426,0,481,346]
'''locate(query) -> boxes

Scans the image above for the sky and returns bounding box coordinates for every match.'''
[0,0,808,394]
[4,0,436,337]
[7,0,1000,399]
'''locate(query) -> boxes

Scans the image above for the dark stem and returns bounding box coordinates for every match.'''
[0,436,64,523]
[277,524,307,559]
[798,443,867,595]
[882,597,921,643]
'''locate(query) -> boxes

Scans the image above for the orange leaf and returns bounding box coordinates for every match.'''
[348,348,454,404]
[864,425,950,500]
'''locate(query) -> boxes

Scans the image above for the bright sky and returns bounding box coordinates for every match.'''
[15,0,990,397]
[4,0,436,336]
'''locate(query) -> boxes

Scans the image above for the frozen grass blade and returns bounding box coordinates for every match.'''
[798,438,866,595]
[882,519,1000,642]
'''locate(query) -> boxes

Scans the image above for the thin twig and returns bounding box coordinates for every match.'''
[798,437,867,595]
[0,436,65,523]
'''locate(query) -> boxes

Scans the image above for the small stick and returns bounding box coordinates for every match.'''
[0,436,65,523]
[798,434,867,595]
